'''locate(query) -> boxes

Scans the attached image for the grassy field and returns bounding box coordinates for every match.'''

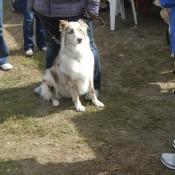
[0,1,175,174]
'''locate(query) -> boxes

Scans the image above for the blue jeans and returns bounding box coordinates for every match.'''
[36,15,101,90]
[22,0,46,51]
[170,7,175,54]
[87,21,101,90]
[0,0,9,65]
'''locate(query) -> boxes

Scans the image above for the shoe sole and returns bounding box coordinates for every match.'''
[161,157,175,170]
[0,66,13,71]
[25,54,33,57]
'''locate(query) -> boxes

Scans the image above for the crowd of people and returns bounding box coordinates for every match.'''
[0,0,175,171]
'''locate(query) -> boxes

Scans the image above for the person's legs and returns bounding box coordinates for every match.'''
[0,0,13,70]
[22,0,34,52]
[170,8,175,55]
[35,15,60,68]
[0,0,9,60]
[35,15,46,50]
[33,15,60,94]
[86,20,101,91]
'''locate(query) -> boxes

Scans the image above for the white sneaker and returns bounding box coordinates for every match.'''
[85,90,99,100]
[161,153,175,170]
[0,63,13,70]
[41,47,47,52]
[25,48,34,57]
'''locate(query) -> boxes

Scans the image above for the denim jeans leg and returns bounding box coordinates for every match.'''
[0,0,9,61]
[0,57,8,65]
[22,0,34,51]
[35,15,46,49]
[171,8,175,54]
[44,31,60,68]
[87,20,101,90]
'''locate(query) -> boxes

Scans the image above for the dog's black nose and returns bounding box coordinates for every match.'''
[77,38,82,43]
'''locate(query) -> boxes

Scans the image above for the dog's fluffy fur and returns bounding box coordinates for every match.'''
[40,20,104,112]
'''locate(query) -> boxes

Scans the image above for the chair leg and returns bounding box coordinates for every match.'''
[130,0,138,25]
[119,0,126,20]
[109,0,117,30]
[116,0,120,15]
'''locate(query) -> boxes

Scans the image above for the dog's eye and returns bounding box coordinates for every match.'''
[79,29,85,36]
[68,29,74,34]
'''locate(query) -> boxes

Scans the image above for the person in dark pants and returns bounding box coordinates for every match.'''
[22,0,46,56]
[29,0,102,98]
[0,0,13,70]
[11,0,23,13]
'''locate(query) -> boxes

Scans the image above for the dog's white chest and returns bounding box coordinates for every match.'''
[60,49,94,80]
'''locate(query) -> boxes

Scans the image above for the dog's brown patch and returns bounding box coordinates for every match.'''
[64,74,72,86]
[48,85,55,93]
[51,70,59,83]
[59,20,69,30]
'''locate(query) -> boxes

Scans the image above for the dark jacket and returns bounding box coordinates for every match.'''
[28,0,100,17]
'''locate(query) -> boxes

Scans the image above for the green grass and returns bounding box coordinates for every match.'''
[0,1,175,174]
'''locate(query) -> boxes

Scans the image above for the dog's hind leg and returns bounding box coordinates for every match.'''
[40,82,60,107]
[88,80,104,108]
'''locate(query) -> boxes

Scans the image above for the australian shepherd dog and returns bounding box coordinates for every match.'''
[40,19,104,112]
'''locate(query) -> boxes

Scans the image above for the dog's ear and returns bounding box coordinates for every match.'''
[59,20,69,30]
[78,19,89,30]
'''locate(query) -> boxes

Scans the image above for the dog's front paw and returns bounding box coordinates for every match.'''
[76,104,86,112]
[93,99,104,108]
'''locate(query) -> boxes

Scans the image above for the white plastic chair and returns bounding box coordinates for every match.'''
[108,0,138,30]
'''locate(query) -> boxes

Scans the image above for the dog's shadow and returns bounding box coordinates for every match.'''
[0,83,86,123]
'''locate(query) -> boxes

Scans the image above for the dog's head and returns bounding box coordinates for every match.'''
[59,19,89,46]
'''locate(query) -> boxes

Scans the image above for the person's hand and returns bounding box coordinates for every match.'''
[153,0,161,7]
[84,10,98,20]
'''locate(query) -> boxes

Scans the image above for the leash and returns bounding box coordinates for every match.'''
[96,16,106,28]
[84,10,106,27]
[48,31,61,45]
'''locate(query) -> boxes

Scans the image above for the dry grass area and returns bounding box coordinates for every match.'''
[0,1,175,174]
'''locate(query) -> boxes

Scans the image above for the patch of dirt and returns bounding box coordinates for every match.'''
[0,2,175,175]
